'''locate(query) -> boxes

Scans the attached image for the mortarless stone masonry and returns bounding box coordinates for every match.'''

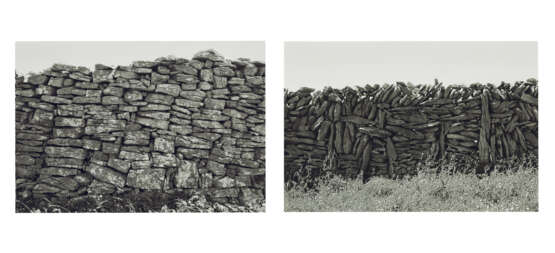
[15,50,265,206]
[284,80,537,184]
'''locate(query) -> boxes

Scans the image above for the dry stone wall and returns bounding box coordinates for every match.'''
[16,50,265,205]
[285,80,538,183]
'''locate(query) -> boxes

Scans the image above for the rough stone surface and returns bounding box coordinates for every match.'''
[15,50,266,209]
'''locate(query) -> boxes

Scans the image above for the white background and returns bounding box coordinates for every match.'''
[1,0,554,253]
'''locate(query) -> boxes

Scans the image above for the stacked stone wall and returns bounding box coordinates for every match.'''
[16,50,265,205]
[285,80,537,183]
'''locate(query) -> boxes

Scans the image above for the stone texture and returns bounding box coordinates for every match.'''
[175,160,198,188]
[127,169,165,190]
[85,163,126,188]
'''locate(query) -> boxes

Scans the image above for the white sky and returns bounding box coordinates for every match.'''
[16,41,265,75]
[285,41,537,90]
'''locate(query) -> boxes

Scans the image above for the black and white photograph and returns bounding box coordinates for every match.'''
[15,41,266,212]
[284,41,538,212]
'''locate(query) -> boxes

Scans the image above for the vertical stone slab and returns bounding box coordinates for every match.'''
[478,90,491,172]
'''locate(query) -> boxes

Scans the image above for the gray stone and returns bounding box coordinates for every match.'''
[204,98,226,110]
[140,104,171,111]
[86,89,102,97]
[124,131,151,145]
[246,76,264,85]
[47,77,64,87]
[214,76,227,88]
[52,128,83,138]
[213,67,235,77]
[16,89,36,97]
[88,180,116,195]
[152,153,177,167]
[169,125,193,135]
[107,157,131,173]
[119,150,150,161]
[199,82,213,91]
[214,176,235,188]
[175,99,203,108]
[207,161,226,176]
[176,135,212,149]
[174,64,198,75]
[135,117,169,130]
[41,95,72,104]
[103,86,124,97]
[175,160,198,188]
[223,108,248,119]
[193,50,225,62]
[132,160,152,169]
[228,77,245,85]
[82,139,102,150]
[75,82,99,89]
[85,163,126,188]
[47,138,82,147]
[115,70,138,79]
[146,93,174,105]
[54,117,85,127]
[102,142,120,154]
[200,69,214,82]
[39,167,80,177]
[28,74,49,85]
[155,83,181,97]
[154,137,175,153]
[151,72,169,84]
[124,90,143,101]
[102,96,125,105]
[192,120,224,129]
[137,111,170,120]
[73,96,102,104]
[127,169,165,190]
[45,146,87,159]
[134,67,152,74]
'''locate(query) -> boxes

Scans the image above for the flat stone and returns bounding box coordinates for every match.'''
[47,138,83,147]
[214,176,235,188]
[152,153,177,167]
[176,135,212,149]
[180,90,206,101]
[228,77,245,85]
[169,125,193,135]
[115,70,138,79]
[41,95,72,104]
[55,117,85,127]
[192,120,224,129]
[127,169,165,190]
[82,139,102,150]
[213,67,235,77]
[48,77,64,87]
[44,157,83,169]
[102,96,125,105]
[16,89,36,97]
[175,74,198,84]
[154,137,175,153]
[156,83,181,97]
[135,117,169,130]
[40,176,80,191]
[124,131,151,145]
[73,96,102,104]
[175,160,199,188]
[131,160,152,169]
[39,167,80,177]
[151,72,169,84]
[200,69,214,82]
[124,90,143,101]
[174,64,198,75]
[214,76,227,88]
[45,146,87,159]
[107,157,131,173]
[119,150,150,161]
[175,99,203,108]
[103,86,124,97]
[146,93,174,105]
[35,85,56,96]
[246,76,264,85]
[137,111,170,120]
[193,49,225,62]
[85,163,126,188]
[53,128,83,138]
[207,161,226,176]
[87,180,116,195]
[102,142,120,154]
[223,108,248,119]
[204,98,225,110]
[93,69,113,83]
[140,104,171,111]
[28,74,49,85]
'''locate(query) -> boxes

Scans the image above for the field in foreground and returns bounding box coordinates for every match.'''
[285,168,538,212]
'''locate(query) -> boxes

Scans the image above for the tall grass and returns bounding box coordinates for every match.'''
[285,159,538,212]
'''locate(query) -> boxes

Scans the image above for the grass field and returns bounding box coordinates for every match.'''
[285,167,538,212]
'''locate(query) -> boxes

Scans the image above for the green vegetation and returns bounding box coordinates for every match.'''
[285,166,538,212]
